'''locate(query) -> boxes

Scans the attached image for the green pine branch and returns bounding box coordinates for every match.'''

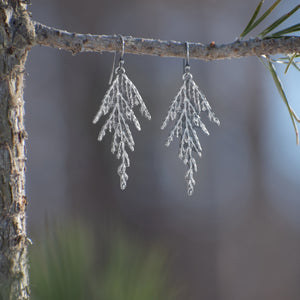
[241,0,300,145]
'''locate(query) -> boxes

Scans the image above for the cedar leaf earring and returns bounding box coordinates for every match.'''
[161,42,220,196]
[93,35,151,190]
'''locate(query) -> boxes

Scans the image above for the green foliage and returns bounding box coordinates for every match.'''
[30,223,176,300]
[259,5,300,38]
[284,53,300,74]
[30,224,94,300]
[240,0,264,38]
[259,56,300,144]
[240,0,300,39]
[96,232,176,300]
[241,0,300,144]
[267,24,300,38]
[240,0,281,38]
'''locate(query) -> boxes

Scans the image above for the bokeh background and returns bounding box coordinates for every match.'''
[25,0,300,299]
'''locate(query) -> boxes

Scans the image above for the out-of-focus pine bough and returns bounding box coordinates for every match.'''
[240,0,300,145]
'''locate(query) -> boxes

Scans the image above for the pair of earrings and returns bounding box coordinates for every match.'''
[93,36,220,195]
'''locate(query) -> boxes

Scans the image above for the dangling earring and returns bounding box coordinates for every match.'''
[93,35,151,190]
[161,42,220,196]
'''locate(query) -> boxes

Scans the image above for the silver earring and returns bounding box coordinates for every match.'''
[93,35,151,190]
[161,42,220,196]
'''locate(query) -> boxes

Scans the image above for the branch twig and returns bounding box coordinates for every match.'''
[34,22,300,60]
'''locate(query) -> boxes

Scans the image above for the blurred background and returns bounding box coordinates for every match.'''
[25,0,300,299]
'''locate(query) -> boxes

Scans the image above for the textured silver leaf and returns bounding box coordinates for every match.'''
[161,68,219,195]
[93,64,151,190]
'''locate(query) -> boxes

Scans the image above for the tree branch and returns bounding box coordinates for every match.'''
[33,22,300,60]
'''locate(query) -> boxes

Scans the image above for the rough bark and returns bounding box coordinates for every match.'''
[34,22,300,60]
[0,1,34,299]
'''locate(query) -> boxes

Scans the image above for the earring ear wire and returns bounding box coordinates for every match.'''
[183,41,190,74]
[119,34,125,61]
[108,51,116,85]
[185,41,189,67]
[109,35,125,85]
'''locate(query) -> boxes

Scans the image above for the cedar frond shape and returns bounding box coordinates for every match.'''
[161,68,220,195]
[93,65,151,190]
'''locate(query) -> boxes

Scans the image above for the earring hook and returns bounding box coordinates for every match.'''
[183,41,190,74]
[109,34,125,85]
[119,34,125,61]
[185,41,190,67]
